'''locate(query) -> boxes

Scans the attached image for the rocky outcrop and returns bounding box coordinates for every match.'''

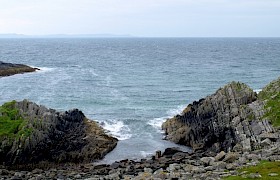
[0,100,118,167]
[1,142,279,179]
[162,80,279,153]
[0,61,39,77]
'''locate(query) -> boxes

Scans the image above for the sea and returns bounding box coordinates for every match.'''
[0,38,279,163]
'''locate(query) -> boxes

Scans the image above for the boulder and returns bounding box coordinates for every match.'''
[223,152,239,163]
[214,151,226,161]
[200,157,215,166]
[162,147,182,157]
[155,151,161,159]
[225,163,237,170]
[246,154,260,161]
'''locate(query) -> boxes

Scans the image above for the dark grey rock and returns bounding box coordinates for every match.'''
[0,100,118,167]
[162,82,258,153]
[162,147,182,157]
[0,61,39,77]
[162,79,279,154]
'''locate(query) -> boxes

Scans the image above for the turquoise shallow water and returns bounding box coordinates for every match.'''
[0,38,279,163]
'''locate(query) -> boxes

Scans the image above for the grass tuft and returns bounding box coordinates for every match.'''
[0,101,32,139]
[258,77,280,127]
[224,161,280,180]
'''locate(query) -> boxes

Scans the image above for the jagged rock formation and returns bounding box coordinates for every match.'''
[0,100,118,167]
[162,79,279,153]
[0,61,39,77]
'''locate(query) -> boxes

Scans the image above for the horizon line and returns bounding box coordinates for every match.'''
[0,33,279,38]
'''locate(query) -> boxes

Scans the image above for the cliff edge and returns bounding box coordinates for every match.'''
[0,100,118,167]
[162,77,280,153]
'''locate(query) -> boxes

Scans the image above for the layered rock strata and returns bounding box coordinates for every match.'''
[0,100,118,167]
[0,61,39,77]
[162,80,279,153]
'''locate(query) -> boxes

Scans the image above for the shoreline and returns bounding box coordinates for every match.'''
[0,61,39,77]
[0,74,279,179]
[0,142,279,179]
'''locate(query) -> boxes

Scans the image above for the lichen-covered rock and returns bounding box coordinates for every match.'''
[162,79,279,153]
[0,100,117,167]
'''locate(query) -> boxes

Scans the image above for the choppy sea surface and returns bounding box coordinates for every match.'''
[0,38,279,163]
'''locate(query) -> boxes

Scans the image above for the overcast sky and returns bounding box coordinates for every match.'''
[0,0,280,37]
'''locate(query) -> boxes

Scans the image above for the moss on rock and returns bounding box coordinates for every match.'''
[258,77,280,127]
[0,100,32,139]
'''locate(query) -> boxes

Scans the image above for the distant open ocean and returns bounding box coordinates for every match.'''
[0,38,279,163]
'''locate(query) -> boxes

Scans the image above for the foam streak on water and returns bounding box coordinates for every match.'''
[148,105,186,132]
[101,119,132,140]
[36,67,56,73]
[254,89,262,94]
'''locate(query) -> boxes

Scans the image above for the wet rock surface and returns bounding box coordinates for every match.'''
[0,61,39,77]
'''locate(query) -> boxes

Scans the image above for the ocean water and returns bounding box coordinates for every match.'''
[0,38,279,163]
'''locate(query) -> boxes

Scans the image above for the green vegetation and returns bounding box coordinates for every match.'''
[224,161,280,180]
[258,77,280,127]
[263,92,280,127]
[247,113,256,121]
[235,81,244,91]
[0,101,32,139]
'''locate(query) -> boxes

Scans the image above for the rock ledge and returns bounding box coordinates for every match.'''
[0,61,39,77]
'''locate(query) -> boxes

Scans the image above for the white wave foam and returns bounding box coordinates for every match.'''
[101,119,132,140]
[254,89,262,94]
[89,69,99,77]
[148,105,186,132]
[36,67,55,73]
[147,117,166,132]
[167,105,186,117]
[140,151,153,158]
